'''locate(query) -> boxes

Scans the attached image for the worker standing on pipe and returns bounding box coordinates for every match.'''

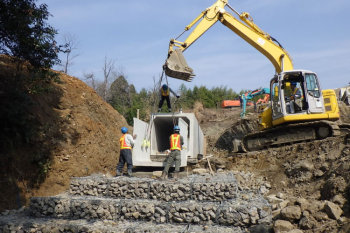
[161,125,184,180]
[158,84,179,112]
[116,127,136,177]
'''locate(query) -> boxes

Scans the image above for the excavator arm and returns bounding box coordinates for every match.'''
[164,0,293,81]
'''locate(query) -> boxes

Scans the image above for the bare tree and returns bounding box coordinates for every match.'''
[83,72,96,90]
[61,33,79,74]
[82,57,121,101]
[101,56,115,101]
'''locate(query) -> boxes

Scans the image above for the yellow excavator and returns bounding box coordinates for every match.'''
[164,0,340,151]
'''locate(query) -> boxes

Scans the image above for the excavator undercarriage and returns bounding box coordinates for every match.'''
[242,120,341,152]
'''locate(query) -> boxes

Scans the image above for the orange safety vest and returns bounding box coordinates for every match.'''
[170,134,181,151]
[161,88,170,96]
[120,134,131,150]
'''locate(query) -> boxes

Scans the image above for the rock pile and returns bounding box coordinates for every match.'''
[70,173,242,202]
[0,172,273,232]
[268,193,347,233]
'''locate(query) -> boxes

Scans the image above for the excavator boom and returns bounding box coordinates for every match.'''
[164,0,293,81]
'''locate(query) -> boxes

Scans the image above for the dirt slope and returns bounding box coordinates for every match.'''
[0,57,128,211]
[30,73,128,196]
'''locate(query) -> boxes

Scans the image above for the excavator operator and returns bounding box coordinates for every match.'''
[286,82,303,113]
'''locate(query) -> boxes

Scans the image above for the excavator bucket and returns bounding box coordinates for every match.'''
[164,49,195,82]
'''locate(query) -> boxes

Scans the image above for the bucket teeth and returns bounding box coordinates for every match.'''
[164,49,195,82]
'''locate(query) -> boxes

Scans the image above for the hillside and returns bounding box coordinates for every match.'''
[0,55,128,211]
[1,55,350,232]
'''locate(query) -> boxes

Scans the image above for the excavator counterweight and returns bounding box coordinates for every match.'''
[164,49,195,81]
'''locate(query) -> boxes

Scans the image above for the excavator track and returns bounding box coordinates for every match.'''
[242,120,340,152]
[339,123,350,134]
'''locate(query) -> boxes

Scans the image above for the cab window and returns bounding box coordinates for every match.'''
[305,73,320,98]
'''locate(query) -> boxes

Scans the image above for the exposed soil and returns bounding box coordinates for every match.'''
[1,56,350,231]
[28,73,128,196]
[194,102,350,232]
[0,56,127,210]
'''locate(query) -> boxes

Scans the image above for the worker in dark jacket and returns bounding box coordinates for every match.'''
[116,127,136,177]
[161,125,184,179]
[286,81,303,113]
[158,84,179,112]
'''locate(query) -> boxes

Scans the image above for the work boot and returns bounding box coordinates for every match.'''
[158,108,161,112]
[160,172,168,180]
[173,172,179,180]
[116,171,121,177]
[168,108,172,112]
[127,169,133,177]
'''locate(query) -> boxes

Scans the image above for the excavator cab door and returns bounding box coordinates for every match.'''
[270,78,284,120]
[304,73,325,113]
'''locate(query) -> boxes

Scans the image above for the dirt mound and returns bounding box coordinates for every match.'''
[0,57,128,211]
[31,73,128,195]
[339,101,350,124]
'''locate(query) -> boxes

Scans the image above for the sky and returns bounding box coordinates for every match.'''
[38,0,350,94]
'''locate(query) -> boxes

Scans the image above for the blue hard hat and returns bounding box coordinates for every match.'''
[121,127,128,134]
[162,84,168,90]
[174,125,180,131]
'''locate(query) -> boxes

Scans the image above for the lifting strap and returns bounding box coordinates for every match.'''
[142,70,174,149]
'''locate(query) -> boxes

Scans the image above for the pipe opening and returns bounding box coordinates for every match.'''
[152,117,190,154]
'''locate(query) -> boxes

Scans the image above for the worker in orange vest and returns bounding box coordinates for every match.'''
[116,127,136,177]
[158,84,179,112]
[161,125,184,180]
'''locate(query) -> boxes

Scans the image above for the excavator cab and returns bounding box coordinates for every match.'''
[248,70,340,151]
[270,71,314,120]
[259,70,339,131]
[263,70,339,127]
[164,49,195,82]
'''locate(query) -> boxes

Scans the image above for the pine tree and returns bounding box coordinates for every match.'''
[0,0,60,69]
